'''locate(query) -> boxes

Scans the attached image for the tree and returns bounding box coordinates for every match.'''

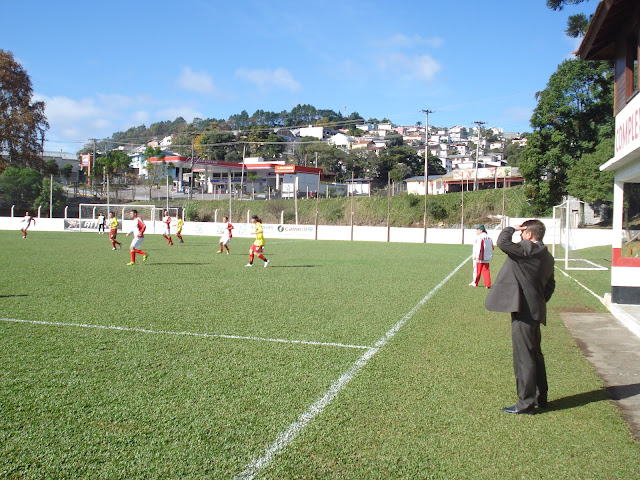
[520,58,613,213]
[566,137,614,204]
[61,163,74,182]
[143,146,166,200]
[546,0,591,38]
[96,150,132,199]
[33,177,66,216]
[0,167,42,209]
[43,159,60,176]
[389,163,411,182]
[0,50,49,169]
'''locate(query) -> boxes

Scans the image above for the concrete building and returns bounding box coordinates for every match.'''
[578,0,640,305]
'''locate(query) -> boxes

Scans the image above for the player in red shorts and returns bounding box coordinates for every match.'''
[245,215,269,267]
[162,210,174,245]
[108,212,122,250]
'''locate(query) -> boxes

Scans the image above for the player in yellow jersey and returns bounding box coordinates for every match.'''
[245,215,269,267]
[108,212,122,250]
[176,217,184,243]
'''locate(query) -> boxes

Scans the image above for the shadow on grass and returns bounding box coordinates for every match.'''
[145,262,209,266]
[543,383,640,412]
[0,294,28,298]
[268,265,317,268]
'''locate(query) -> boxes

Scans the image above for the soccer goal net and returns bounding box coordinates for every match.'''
[552,200,608,271]
[152,206,183,222]
[78,204,158,233]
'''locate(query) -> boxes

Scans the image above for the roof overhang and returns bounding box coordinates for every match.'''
[577,0,639,61]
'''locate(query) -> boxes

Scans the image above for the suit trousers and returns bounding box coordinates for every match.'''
[511,314,548,410]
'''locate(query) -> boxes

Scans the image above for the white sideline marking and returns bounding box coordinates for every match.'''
[554,266,606,304]
[0,318,370,350]
[235,255,471,480]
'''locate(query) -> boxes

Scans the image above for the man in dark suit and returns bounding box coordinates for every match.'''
[485,219,555,415]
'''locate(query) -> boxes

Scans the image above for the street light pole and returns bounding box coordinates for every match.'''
[189,135,195,200]
[473,121,485,191]
[421,109,433,244]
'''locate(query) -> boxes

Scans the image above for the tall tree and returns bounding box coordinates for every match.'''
[520,58,613,212]
[546,0,591,37]
[0,166,42,209]
[0,50,49,169]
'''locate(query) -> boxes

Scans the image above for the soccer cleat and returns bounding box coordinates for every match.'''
[143,253,149,262]
[468,283,477,287]
[264,260,270,268]
[216,250,222,254]
[226,251,230,255]
[244,263,253,267]
[127,261,135,266]
[112,247,117,251]
[118,243,122,249]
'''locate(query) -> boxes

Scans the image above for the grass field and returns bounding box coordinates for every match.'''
[0,230,638,479]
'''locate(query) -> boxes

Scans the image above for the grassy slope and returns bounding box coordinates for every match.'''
[0,231,637,479]
[174,185,531,227]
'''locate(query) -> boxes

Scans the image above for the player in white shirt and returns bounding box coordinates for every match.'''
[162,210,174,245]
[20,212,35,239]
[217,216,233,254]
[125,209,149,265]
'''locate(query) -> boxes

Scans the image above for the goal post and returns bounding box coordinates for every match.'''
[552,200,608,271]
[78,204,158,233]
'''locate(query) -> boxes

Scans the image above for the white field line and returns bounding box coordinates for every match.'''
[235,255,471,480]
[0,318,370,350]
[554,266,606,305]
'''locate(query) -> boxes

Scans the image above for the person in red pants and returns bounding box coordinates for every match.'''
[469,224,493,288]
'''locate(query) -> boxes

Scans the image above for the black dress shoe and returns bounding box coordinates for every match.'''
[536,400,548,409]
[502,405,535,415]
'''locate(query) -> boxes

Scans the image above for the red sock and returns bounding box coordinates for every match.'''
[130,252,136,262]
[134,249,145,256]
[111,241,116,248]
[249,254,254,263]
[258,254,266,261]
[225,246,229,252]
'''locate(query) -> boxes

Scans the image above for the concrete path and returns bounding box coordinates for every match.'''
[561,312,640,440]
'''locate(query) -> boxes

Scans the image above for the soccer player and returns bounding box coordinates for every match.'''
[162,210,174,245]
[20,211,35,239]
[108,212,122,250]
[217,215,233,254]
[97,212,106,234]
[245,215,269,267]
[176,217,184,243]
[125,209,148,266]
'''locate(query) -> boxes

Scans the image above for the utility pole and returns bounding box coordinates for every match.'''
[421,109,433,244]
[90,138,97,191]
[473,121,485,191]
[189,134,195,200]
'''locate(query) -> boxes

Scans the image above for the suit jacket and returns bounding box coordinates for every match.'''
[485,227,555,324]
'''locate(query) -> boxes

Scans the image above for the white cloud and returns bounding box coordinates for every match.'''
[377,53,442,82]
[34,93,166,152]
[177,66,217,94]
[235,67,301,92]
[383,34,443,49]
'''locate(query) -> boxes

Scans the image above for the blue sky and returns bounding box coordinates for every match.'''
[2,0,594,153]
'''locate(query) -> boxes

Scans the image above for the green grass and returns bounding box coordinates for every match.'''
[0,231,638,479]
[552,244,612,303]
